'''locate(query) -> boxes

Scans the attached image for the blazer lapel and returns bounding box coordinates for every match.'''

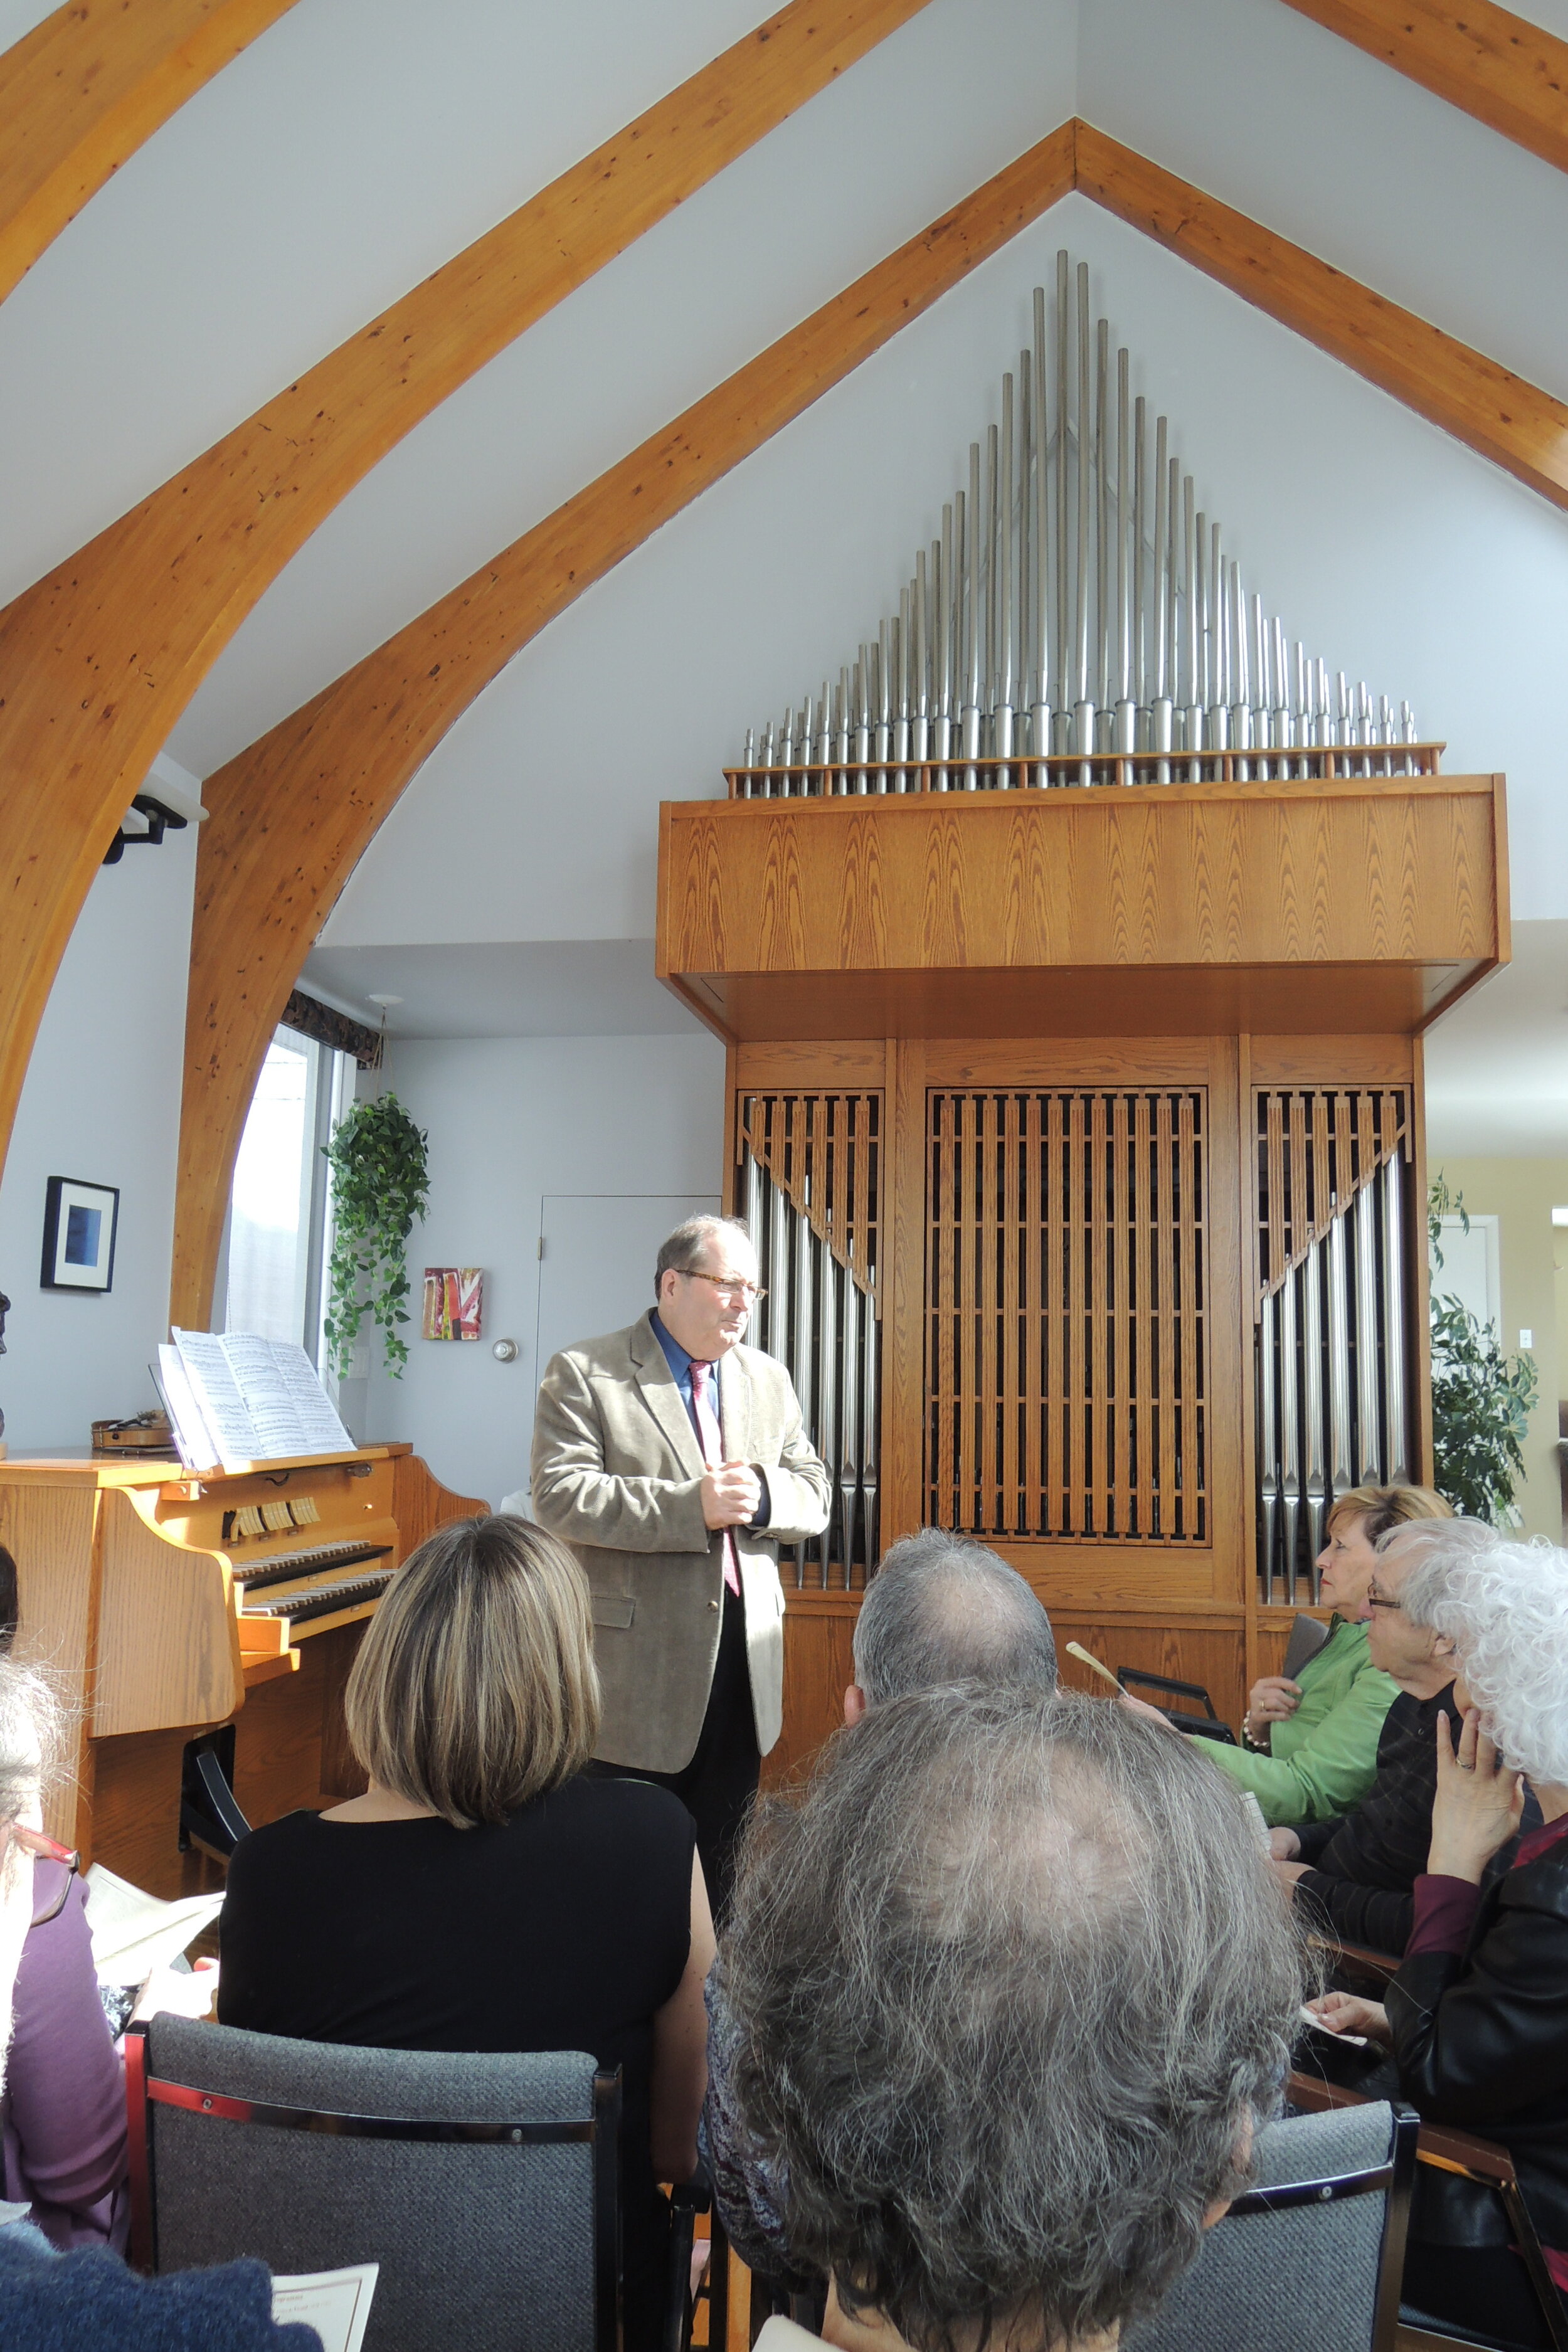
[718,1350,753,1465]
[628,1313,706,1479]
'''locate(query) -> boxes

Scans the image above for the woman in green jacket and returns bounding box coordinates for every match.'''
[1209,1483,1453,1825]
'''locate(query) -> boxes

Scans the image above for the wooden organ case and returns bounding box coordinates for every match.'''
[0,1443,484,1895]
[657,758,1507,1771]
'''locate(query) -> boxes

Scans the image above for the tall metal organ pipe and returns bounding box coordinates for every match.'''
[740,250,1422,793]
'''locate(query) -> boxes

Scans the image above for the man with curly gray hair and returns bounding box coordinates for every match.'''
[1310,1530,1568,2345]
[719,1688,1303,2352]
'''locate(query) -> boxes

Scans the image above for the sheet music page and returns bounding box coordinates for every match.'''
[153,1344,220,1473]
[271,2264,378,2352]
[264,1338,354,1454]
[171,1330,260,1473]
[214,1332,312,1458]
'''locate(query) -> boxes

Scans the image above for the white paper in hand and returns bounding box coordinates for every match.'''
[82,1865,224,1988]
[271,2263,378,2352]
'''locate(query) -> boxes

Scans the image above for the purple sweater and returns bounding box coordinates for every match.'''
[1,1876,127,2249]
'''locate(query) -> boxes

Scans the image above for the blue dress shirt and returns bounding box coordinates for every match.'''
[650,1312,770,1528]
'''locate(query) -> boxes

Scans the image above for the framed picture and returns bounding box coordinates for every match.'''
[41,1177,120,1293]
[422,1267,483,1341]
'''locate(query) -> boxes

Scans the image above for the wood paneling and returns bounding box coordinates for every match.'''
[670,963,1491,1042]
[169,126,1077,1329]
[1281,0,1568,177]
[1074,124,1568,512]
[1052,1617,1247,1735]
[659,775,1505,1041]
[0,0,936,1208]
[0,0,299,306]
[773,1597,1250,1784]
[770,1593,857,1786]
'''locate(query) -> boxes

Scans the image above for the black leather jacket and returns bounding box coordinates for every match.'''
[1386,1838,1568,2254]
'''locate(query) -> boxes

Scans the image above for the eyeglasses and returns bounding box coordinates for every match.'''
[677,1270,766,1305]
[2,1824,80,1929]
[1365,1583,1404,1613]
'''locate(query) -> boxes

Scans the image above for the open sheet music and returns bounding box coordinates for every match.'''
[156,1330,354,1473]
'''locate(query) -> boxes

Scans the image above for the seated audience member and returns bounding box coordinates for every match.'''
[1311,1531,1568,2345]
[705,1530,1057,2284]
[842,1527,1057,1722]
[220,1513,711,2352]
[3,1827,127,2249]
[0,1541,127,2250]
[717,1687,1303,2352]
[1268,1515,1497,1954]
[1205,1486,1446,1825]
[0,1659,316,2348]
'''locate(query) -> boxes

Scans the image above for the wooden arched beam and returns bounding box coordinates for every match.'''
[1281,0,1568,177]
[0,0,932,1194]
[171,118,1568,1329]
[169,124,1077,1328]
[0,0,300,307]
[1073,124,1568,509]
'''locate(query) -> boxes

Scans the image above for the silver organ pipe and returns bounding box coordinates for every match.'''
[1255,1099,1415,1604]
[738,251,1426,795]
[739,1102,881,1589]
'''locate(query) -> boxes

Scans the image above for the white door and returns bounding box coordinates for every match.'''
[507,1193,719,1511]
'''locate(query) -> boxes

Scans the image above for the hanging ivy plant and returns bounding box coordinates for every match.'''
[323,1093,430,1380]
[1427,1176,1538,1525]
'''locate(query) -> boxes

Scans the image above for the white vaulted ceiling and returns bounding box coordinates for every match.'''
[3,0,1567,1089]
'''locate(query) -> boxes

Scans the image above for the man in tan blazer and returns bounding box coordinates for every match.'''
[531,1212,830,1909]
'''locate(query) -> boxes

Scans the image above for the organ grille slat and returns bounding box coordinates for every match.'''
[1254,1086,1414,1602]
[925,1089,1208,1541]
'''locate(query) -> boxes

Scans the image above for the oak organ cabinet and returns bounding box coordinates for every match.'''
[657,766,1507,1772]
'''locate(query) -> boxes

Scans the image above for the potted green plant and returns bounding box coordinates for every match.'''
[323,1093,430,1379]
[1428,1177,1538,1525]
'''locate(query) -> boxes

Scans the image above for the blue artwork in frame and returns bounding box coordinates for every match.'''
[41,1177,119,1293]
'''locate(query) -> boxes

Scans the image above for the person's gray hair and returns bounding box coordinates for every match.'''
[720,1688,1303,2352]
[1403,1531,1568,1786]
[654,1214,753,1299]
[0,1656,60,1828]
[852,1530,1056,1700]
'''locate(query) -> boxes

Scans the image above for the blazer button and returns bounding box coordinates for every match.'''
[707,1599,721,1611]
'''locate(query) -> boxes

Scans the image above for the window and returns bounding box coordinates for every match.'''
[225,1028,354,1367]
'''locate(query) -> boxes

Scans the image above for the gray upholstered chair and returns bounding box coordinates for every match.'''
[1126,2099,1417,2352]
[126,2016,620,2352]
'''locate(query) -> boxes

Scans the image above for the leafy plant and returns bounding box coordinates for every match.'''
[1427,1175,1538,1525]
[323,1093,430,1380]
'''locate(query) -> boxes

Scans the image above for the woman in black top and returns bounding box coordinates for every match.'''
[220,1513,714,2352]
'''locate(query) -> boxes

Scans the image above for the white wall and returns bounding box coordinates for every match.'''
[358,1031,726,1507]
[0,829,196,1453]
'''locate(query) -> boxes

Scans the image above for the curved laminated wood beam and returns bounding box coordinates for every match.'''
[170,124,1078,1328]
[1073,122,1568,510]
[0,0,934,1200]
[0,0,301,307]
[1281,0,1568,177]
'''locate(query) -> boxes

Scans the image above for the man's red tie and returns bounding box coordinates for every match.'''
[689,1359,742,1599]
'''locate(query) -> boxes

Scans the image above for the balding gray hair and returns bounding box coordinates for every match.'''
[852,1529,1056,1701]
[653,1214,753,1299]
[720,1688,1302,2352]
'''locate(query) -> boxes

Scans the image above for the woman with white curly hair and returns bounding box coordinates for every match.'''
[1311,1528,1568,2348]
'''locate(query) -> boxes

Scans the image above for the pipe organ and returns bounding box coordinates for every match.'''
[658,254,1506,1770]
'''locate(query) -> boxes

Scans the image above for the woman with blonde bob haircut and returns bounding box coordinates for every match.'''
[221,1516,714,2352]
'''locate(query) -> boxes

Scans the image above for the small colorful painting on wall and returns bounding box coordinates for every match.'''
[423,1267,484,1342]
